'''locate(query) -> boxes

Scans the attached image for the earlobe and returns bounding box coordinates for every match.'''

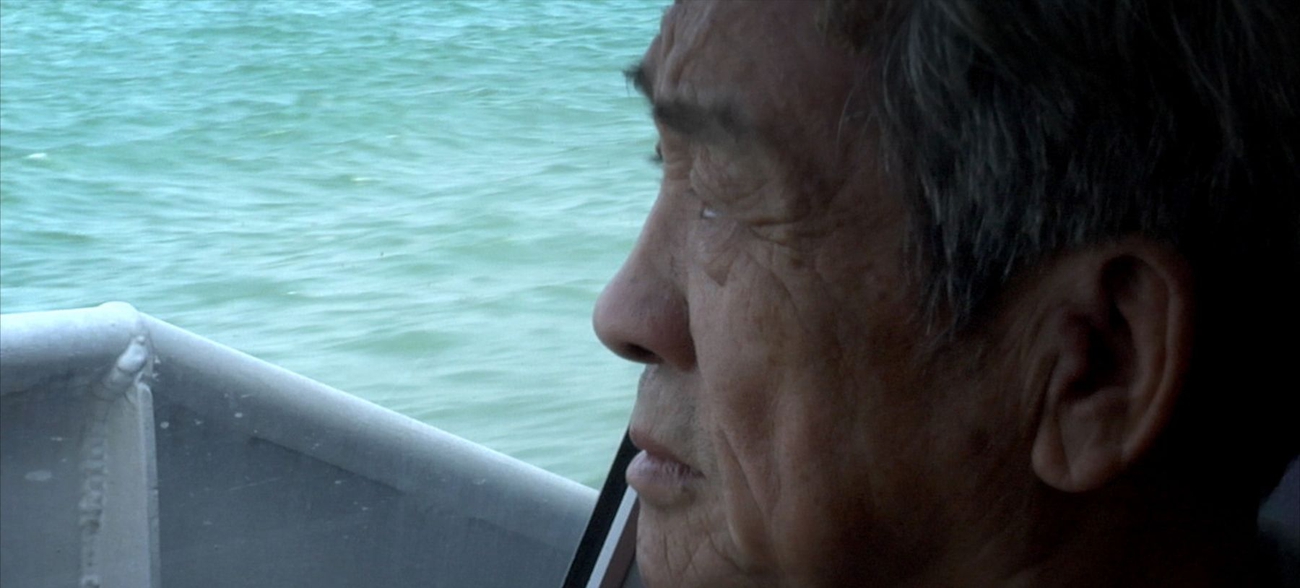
[1029,242,1194,493]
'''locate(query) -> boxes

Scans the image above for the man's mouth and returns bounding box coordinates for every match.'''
[626,429,703,506]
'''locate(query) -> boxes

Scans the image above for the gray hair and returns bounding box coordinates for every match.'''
[823,0,1299,496]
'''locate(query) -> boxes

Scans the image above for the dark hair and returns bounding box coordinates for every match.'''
[822,0,1299,499]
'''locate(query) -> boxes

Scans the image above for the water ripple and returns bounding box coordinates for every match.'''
[0,0,660,487]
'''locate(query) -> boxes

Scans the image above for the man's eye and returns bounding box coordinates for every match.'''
[649,143,663,166]
[699,205,719,220]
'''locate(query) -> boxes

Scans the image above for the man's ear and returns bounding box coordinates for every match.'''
[1029,240,1195,493]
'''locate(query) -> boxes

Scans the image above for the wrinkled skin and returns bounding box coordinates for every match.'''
[593,1,1038,586]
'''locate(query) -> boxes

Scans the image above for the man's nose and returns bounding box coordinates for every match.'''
[592,227,695,371]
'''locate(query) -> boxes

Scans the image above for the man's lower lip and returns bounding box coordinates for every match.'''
[625,450,700,505]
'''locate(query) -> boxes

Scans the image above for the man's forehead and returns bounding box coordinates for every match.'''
[638,0,865,167]
[650,3,800,80]
[641,1,739,110]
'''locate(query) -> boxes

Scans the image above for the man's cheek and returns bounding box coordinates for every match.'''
[710,428,780,571]
[698,223,745,286]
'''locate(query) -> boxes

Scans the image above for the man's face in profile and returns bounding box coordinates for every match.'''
[594,1,1033,586]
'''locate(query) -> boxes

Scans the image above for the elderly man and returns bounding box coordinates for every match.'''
[591,0,1299,586]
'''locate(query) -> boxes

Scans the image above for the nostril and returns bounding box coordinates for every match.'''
[621,343,659,364]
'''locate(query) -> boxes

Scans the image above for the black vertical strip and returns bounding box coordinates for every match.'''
[560,430,639,588]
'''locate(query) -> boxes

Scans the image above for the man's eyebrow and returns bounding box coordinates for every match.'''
[626,62,656,101]
[624,62,751,144]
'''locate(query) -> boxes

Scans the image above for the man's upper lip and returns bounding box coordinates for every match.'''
[628,428,697,472]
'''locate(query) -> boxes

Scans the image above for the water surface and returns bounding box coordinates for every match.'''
[0,0,666,487]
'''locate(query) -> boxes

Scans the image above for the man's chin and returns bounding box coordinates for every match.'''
[635,509,680,588]
[636,509,719,588]
[635,498,775,588]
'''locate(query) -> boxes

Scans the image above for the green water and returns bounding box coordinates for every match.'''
[0,0,666,487]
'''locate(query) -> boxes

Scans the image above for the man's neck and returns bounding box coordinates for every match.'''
[904,485,1266,588]
[1004,507,1263,588]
